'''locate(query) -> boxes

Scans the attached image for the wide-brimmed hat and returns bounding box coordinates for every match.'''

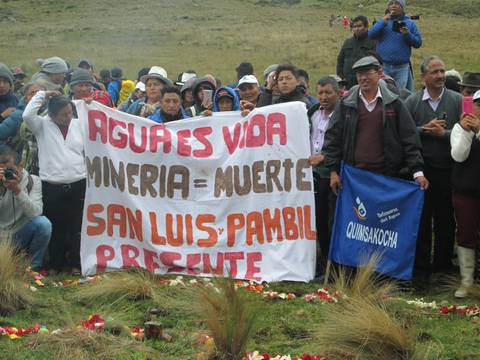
[458,72,480,88]
[176,71,197,86]
[141,66,172,86]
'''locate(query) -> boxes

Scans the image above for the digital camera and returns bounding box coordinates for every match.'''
[3,168,17,180]
[392,20,406,32]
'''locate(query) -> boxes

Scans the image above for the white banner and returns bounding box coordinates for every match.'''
[78,101,316,282]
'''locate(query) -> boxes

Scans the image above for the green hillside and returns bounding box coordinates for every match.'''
[0,0,478,85]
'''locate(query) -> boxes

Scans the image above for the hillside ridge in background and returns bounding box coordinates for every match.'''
[0,0,478,85]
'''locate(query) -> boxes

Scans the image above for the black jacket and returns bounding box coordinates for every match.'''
[257,86,311,108]
[452,137,480,198]
[336,34,376,89]
[322,81,423,178]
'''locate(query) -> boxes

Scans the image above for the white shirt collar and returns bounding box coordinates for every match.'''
[359,87,382,103]
[422,87,445,101]
[359,87,382,111]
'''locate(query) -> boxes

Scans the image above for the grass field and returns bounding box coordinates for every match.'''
[1,0,479,89]
[1,1,480,359]
[1,271,480,360]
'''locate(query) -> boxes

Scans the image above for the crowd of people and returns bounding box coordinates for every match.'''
[0,0,479,297]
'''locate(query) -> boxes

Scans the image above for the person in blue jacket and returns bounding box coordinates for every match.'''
[148,86,189,124]
[107,67,123,106]
[0,64,18,122]
[0,83,42,145]
[368,0,422,91]
[213,86,240,112]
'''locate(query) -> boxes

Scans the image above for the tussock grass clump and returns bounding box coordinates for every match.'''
[31,327,158,360]
[0,235,33,315]
[73,268,159,303]
[315,297,416,360]
[315,254,415,359]
[331,253,397,302]
[195,277,260,360]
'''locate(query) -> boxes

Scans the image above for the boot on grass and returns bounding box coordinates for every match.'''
[455,246,475,298]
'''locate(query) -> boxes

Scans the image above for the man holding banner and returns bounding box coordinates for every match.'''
[323,56,428,189]
[322,56,428,280]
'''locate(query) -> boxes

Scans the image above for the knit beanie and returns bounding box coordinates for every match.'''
[0,63,14,86]
[69,68,95,87]
[387,0,406,8]
[36,57,68,74]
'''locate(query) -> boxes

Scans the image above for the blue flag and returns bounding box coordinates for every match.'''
[328,163,424,280]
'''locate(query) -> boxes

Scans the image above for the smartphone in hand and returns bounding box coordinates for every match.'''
[202,89,213,108]
[462,96,474,115]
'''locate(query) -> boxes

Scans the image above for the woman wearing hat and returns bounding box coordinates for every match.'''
[127,66,172,118]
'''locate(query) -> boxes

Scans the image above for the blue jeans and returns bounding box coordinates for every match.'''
[13,216,52,269]
[383,62,414,92]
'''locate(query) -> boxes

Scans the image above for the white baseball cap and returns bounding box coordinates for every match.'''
[238,75,259,88]
[473,90,480,102]
[134,81,145,92]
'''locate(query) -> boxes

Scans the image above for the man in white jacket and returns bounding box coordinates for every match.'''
[0,145,51,270]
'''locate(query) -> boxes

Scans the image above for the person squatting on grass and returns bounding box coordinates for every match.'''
[0,145,51,271]
[23,91,86,275]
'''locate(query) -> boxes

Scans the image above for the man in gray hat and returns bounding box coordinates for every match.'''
[66,68,112,108]
[458,72,480,97]
[323,56,428,195]
[31,56,68,92]
[69,68,95,100]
